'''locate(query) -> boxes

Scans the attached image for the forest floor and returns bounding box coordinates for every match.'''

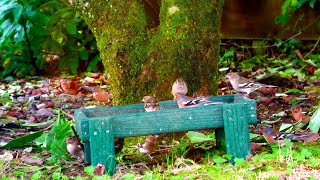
[0,71,319,179]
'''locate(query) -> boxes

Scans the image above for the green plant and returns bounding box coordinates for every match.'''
[219,51,234,70]
[275,0,318,27]
[0,0,100,79]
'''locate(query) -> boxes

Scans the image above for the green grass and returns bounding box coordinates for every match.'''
[1,134,320,179]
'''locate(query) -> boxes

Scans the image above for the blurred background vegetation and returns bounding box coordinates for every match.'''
[0,0,101,79]
[0,0,319,80]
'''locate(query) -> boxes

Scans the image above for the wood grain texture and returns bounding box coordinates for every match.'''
[223,103,251,161]
[89,119,116,175]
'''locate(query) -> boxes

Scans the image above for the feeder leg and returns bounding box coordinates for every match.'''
[223,104,251,162]
[89,119,116,176]
[83,142,91,164]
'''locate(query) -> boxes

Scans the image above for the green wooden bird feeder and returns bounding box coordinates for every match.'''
[74,94,257,176]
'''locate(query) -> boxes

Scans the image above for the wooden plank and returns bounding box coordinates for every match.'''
[73,94,258,176]
[89,118,116,175]
[111,105,224,138]
[223,103,251,161]
[75,94,257,140]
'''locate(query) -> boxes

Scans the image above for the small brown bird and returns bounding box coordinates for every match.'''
[94,163,105,176]
[174,93,223,108]
[93,88,110,102]
[138,135,159,157]
[171,78,188,97]
[142,96,160,112]
[226,72,277,95]
[66,136,84,159]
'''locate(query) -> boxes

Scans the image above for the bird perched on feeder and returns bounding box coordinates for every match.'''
[226,72,277,95]
[174,93,223,108]
[172,78,188,97]
[138,135,159,159]
[66,136,84,158]
[172,78,209,99]
[142,96,160,112]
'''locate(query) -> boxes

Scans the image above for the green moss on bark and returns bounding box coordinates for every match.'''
[67,0,224,105]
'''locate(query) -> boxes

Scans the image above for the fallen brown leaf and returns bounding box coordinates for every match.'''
[291,105,310,124]
[258,87,278,95]
[60,78,80,95]
[250,142,261,152]
[0,151,13,162]
[21,156,43,165]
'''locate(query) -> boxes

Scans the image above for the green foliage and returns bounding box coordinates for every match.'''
[32,171,42,180]
[275,0,317,26]
[0,0,100,79]
[219,51,234,71]
[220,49,319,81]
[185,131,214,143]
[309,107,320,133]
[51,167,69,180]
[46,110,73,160]
[0,130,44,149]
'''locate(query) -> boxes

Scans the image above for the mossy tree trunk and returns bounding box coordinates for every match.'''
[67,0,224,105]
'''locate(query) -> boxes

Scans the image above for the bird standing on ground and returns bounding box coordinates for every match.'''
[257,126,285,146]
[174,93,223,108]
[142,96,160,112]
[93,164,105,176]
[258,126,318,147]
[66,136,84,158]
[226,72,277,95]
[138,135,159,158]
[171,78,188,97]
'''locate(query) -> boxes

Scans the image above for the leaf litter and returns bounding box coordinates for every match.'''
[0,72,319,178]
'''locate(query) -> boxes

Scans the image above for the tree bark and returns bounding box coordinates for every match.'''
[67,0,224,105]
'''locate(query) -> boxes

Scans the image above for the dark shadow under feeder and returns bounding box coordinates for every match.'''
[74,94,257,176]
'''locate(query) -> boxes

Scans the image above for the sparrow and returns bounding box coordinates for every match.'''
[172,78,188,97]
[138,135,159,158]
[142,96,160,112]
[66,136,84,158]
[93,163,105,176]
[226,72,277,95]
[258,126,317,147]
[174,93,223,108]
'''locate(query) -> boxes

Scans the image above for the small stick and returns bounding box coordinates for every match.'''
[247,162,267,171]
